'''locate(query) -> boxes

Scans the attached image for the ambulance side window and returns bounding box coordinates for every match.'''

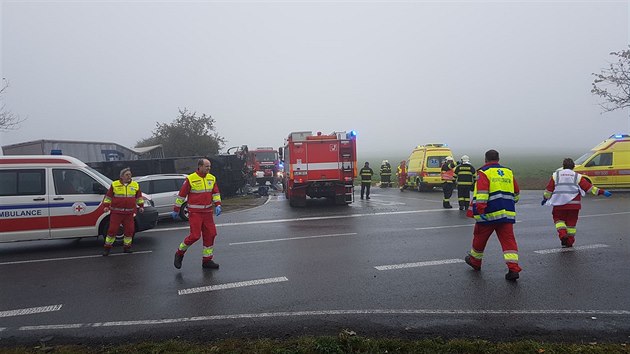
[53,169,102,195]
[585,153,613,167]
[0,169,45,196]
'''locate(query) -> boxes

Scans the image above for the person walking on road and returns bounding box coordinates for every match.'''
[454,155,476,210]
[440,156,456,208]
[464,150,522,281]
[541,158,612,248]
[360,161,374,200]
[173,158,222,270]
[397,160,407,190]
[102,167,144,256]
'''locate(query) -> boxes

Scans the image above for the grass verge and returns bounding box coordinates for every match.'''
[2,336,629,353]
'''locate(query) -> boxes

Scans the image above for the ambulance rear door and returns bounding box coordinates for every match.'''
[0,168,50,242]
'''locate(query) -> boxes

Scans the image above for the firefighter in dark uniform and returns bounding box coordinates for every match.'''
[360,162,374,199]
[380,160,392,188]
[454,155,476,210]
[441,156,456,208]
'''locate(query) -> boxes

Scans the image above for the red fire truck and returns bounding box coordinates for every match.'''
[247,147,282,186]
[281,131,357,207]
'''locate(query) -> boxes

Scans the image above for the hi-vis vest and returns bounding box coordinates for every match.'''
[441,162,455,181]
[472,165,518,223]
[176,172,221,211]
[545,169,584,206]
[103,180,143,213]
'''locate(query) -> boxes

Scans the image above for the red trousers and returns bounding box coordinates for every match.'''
[178,212,217,262]
[470,222,522,273]
[107,213,134,237]
[552,208,579,246]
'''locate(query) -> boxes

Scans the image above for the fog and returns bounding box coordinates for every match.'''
[1,1,628,160]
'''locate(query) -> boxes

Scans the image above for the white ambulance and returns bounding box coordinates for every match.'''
[0,155,158,243]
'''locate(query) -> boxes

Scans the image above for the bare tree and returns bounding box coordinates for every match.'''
[0,79,25,131]
[591,47,630,113]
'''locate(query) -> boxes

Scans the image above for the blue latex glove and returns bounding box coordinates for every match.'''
[541,198,548,206]
[215,205,222,216]
[479,214,488,221]
[170,211,180,220]
[603,190,612,197]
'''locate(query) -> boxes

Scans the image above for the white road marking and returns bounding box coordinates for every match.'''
[215,208,453,227]
[534,244,609,254]
[415,224,473,230]
[0,305,63,318]
[0,251,152,266]
[375,259,464,271]
[178,277,288,295]
[580,211,630,218]
[14,308,630,332]
[0,328,6,332]
[229,232,358,246]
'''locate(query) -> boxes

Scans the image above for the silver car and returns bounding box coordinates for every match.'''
[136,174,189,221]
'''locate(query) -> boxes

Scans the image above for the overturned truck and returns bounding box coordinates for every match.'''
[87,153,247,197]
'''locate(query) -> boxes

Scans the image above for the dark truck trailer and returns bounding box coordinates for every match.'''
[87,155,247,197]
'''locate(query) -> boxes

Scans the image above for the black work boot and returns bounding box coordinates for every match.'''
[102,248,111,256]
[443,201,452,209]
[505,271,520,281]
[174,252,184,269]
[123,247,133,254]
[464,255,481,271]
[202,260,220,269]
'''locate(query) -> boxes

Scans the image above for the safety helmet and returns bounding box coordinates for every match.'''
[382,160,386,164]
[384,160,388,163]
[445,156,453,161]
[461,155,470,163]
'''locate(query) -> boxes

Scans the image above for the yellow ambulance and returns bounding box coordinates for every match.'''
[574,134,630,189]
[404,143,454,191]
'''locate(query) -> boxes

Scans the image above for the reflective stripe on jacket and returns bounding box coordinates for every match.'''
[471,163,519,223]
[360,167,373,183]
[454,163,476,186]
[103,180,143,215]
[175,172,221,213]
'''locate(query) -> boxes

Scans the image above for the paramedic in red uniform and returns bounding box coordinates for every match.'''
[173,158,222,270]
[541,158,611,247]
[464,150,521,281]
[102,167,144,256]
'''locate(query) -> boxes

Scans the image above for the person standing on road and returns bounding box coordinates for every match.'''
[464,149,522,281]
[102,167,144,256]
[172,158,222,270]
[454,155,476,210]
[380,160,392,188]
[397,160,407,190]
[440,156,456,208]
[360,161,374,200]
[541,158,612,248]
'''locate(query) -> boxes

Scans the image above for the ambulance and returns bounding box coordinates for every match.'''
[573,134,630,189]
[0,155,158,243]
[404,143,454,191]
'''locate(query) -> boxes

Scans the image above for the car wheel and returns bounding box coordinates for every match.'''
[179,202,189,221]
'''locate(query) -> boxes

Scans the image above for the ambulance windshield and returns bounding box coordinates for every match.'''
[87,167,113,184]
[574,153,591,165]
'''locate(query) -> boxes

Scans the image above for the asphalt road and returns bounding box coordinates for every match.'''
[1,188,629,345]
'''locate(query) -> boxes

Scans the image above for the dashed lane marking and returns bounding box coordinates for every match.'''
[375,258,464,271]
[0,251,152,266]
[534,244,609,254]
[415,224,473,230]
[580,211,630,218]
[0,305,63,318]
[229,232,358,245]
[178,277,288,295]
[13,308,630,332]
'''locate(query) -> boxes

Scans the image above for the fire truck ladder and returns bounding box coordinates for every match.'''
[340,141,354,203]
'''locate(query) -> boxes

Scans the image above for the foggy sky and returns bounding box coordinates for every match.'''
[1,0,628,161]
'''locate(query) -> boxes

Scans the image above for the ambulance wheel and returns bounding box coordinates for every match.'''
[179,202,189,221]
